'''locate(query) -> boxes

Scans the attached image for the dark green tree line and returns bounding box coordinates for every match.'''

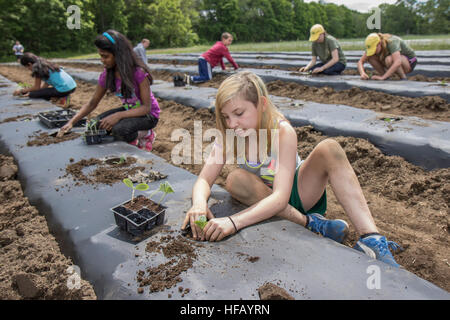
[0,0,448,60]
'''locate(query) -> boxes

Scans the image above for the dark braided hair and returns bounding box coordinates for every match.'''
[20,52,60,80]
[94,30,153,101]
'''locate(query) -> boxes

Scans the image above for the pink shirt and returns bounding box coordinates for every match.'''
[98,68,160,119]
[201,41,239,70]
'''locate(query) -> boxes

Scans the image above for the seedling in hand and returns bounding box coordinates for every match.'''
[149,181,174,205]
[194,215,207,230]
[18,82,31,88]
[123,178,149,204]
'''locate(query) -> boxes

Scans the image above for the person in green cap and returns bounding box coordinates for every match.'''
[299,24,347,75]
[357,33,417,81]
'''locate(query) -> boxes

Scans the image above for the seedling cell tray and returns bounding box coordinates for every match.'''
[38,109,86,128]
[111,195,166,236]
[83,129,109,145]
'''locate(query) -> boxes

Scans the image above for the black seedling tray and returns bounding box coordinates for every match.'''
[83,129,110,145]
[111,195,166,236]
[38,110,86,128]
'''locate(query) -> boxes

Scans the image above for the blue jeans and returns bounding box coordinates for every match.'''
[192,58,212,83]
[311,62,346,75]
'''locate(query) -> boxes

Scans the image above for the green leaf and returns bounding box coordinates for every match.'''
[123,178,134,189]
[194,216,207,230]
[135,183,149,191]
[162,181,174,194]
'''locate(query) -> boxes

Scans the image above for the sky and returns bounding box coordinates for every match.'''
[304,0,398,13]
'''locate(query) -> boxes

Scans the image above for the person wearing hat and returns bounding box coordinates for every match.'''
[357,33,417,81]
[299,24,346,75]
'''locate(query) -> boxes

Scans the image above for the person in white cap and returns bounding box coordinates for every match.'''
[357,33,417,81]
[299,24,346,75]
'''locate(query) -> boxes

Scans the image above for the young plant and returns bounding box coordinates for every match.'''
[86,119,99,134]
[123,178,149,203]
[18,82,31,88]
[149,181,174,205]
[113,156,126,165]
[194,215,207,230]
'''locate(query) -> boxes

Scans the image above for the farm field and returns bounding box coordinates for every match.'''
[0,54,448,299]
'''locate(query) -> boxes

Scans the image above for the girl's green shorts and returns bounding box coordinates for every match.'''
[288,167,327,215]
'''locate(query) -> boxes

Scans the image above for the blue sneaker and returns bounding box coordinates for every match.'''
[306,213,349,243]
[354,234,403,268]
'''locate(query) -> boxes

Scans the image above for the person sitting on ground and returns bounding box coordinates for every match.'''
[58,30,160,152]
[13,52,76,107]
[12,40,24,62]
[358,33,417,81]
[181,70,402,268]
[187,32,239,84]
[299,24,347,75]
[133,38,150,66]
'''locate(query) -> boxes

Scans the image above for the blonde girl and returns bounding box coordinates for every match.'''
[182,71,402,267]
[358,33,417,81]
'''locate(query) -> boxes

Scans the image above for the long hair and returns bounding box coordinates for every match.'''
[20,52,60,80]
[94,29,153,101]
[376,33,393,64]
[215,71,285,159]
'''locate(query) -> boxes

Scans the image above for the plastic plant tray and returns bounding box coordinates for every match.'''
[111,195,166,236]
[83,129,109,145]
[38,109,86,128]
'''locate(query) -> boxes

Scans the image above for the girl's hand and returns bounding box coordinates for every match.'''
[13,89,22,96]
[360,73,370,80]
[371,75,384,81]
[299,67,307,72]
[312,67,323,74]
[57,122,73,138]
[99,113,121,131]
[203,216,237,242]
[182,206,215,240]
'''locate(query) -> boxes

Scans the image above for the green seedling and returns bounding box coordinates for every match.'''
[194,215,207,230]
[114,156,126,165]
[123,178,149,203]
[149,181,174,205]
[86,118,99,134]
[18,82,31,88]
[437,80,447,87]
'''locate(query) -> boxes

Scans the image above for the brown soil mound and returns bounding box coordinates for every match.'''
[258,282,295,300]
[0,154,96,299]
[27,131,80,147]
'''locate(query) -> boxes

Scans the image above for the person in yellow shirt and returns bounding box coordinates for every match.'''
[358,33,417,80]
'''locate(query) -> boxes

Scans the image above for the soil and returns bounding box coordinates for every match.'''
[0,63,449,296]
[258,282,295,300]
[138,232,203,294]
[123,195,163,212]
[27,130,80,147]
[63,156,147,187]
[0,154,96,299]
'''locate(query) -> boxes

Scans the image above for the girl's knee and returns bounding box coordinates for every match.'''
[316,138,346,161]
[384,55,393,67]
[225,169,246,194]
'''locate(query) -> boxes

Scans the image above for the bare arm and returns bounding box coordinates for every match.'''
[203,123,298,241]
[358,53,369,80]
[300,56,317,72]
[313,49,339,73]
[57,84,106,136]
[378,51,402,80]
[182,144,225,239]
